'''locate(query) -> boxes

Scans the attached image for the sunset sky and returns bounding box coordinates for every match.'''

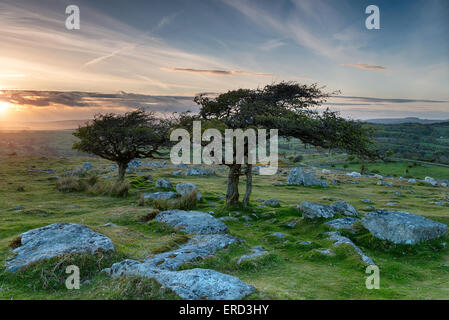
[0,0,448,122]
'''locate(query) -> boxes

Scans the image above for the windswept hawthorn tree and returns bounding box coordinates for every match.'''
[177,82,378,207]
[73,109,171,181]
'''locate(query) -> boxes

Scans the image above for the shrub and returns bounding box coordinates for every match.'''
[87,181,129,197]
[56,176,85,193]
[9,236,22,249]
[138,209,160,222]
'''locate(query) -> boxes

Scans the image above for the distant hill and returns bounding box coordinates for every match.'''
[365,117,448,124]
[0,120,88,131]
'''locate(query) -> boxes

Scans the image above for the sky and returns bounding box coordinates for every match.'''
[0,0,448,122]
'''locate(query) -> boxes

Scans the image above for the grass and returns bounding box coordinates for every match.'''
[333,160,449,180]
[0,155,449,299]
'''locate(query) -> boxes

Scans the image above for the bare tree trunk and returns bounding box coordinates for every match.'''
[118,162,128,181]
[243,164,253,208]
[226,164,241,206]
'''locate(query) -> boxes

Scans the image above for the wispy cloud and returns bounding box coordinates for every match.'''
[161,67,274,77]
[341,64,386,71]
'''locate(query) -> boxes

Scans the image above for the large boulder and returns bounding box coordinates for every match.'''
[155,178,173,189]
[142,192,178,201]
[104,263,255,300]
[7,223,115,272]
[287,167,328,187]
[300,201,335,219]
[155,210,228,234]
[362,210,448,244]
[330,200,359,217]
[176,182,202,201]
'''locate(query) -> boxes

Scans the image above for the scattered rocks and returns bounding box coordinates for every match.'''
[142,192,178,201]
[330,200,359,217]
[284,219,299,228]
[326,232,374,265]
[424,176,438,186]
[299,241,311,245]
[374,174,383,179]
[315,249,334,256]
[408,178,417,183]
[155,179,173,189]
[263,198,280,207]
[287,167,328,187]
[346,172,361,177]
[325,217,360,230]
[270,232,286,239]
[377,180,393,187]
[172,170,183,176]
[361,199,372,203]
[362,210,448,244]
[7,223,115,272]
[176,182,203,201]
[322,169,331,174]
[156,210,228,234]
[300,201,335,219]
[237,246,268,265]
[186,167,215,176]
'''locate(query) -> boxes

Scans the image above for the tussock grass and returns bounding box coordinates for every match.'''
[1,250,124,291]
[149,190,198,210]
[101,276,180,300]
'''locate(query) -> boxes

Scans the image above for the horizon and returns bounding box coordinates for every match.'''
[0,0,448,122]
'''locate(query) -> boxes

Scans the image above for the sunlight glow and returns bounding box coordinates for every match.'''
[0,101,11,115]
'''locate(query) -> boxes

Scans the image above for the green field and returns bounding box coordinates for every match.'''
[333,161,449,180]
[1,155,449,299]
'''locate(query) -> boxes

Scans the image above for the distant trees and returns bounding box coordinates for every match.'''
[176,82,378,207]
[73,109,170,181]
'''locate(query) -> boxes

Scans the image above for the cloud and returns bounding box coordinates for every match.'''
[333,96,447,104]
[161,67,274,77]
[341,64,386,71]
[0,90,198,113]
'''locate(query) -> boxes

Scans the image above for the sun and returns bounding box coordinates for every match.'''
[0,101,11,115]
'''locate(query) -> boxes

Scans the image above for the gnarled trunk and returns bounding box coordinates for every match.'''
[243,164,253,208]
[118,162,128,181]
[226,164,241,206]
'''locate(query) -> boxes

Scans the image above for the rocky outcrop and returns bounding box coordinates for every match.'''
[237,246,268,265]
[156,210,228,234]
[330,200,359,217]
[287,167,328,187]
[325,217,360,230]
[300,201,335,219]
[362,210,448,244]
[104,264,254,300]
[155,178,173,189]
[326,232,374,265]
[186,167,215,176]
[142,192,178,201]
[7,223,115,272]
[176,182,203,201]
[263,198,280,207]
[103,209,255,300]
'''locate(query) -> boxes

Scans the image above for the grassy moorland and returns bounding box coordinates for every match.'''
[1,154,449,300]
